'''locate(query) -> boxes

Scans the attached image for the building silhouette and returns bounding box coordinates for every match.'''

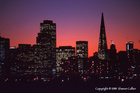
[36,20,56,77]
[9,46,17,77]
[126,41,134,77]
[109,43,117,61]
[126,41,133,59]
[11,20,57,78]
[0,36,10,77]
[76,41,88,75]
[76,41,88,58]
[108,43,117,77]
[98,12,109,60]
[56,46,75,77]
[133,49,140,79]
[14,44,34,77]
[61,56,79,78]
[117,51,128,79]
[1,14,140,82]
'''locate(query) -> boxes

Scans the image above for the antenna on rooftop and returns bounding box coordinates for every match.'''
[111,40,114,44]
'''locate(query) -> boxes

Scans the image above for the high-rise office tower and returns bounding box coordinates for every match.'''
[126,41,134,66]
[76,41,88,58]
[126,41,134,78]
[76,41,88,75]
[36,20,56,77]
[126,41,133,59]
[37,20,56,46]
[98,12,108,60]
[0,36,10,77]
[56,46,75,76]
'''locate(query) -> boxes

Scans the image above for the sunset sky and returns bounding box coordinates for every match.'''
[0,0,140,57]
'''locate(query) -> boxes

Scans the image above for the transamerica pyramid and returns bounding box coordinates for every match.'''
[98,12,109,60]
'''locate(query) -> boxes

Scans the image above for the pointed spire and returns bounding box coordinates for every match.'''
[98,12,109,60]
[101,12,105,28]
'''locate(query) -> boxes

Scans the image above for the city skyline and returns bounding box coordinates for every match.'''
[0,2,140,91]
[0,0,140,57]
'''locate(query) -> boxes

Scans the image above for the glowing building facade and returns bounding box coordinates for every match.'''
[76,41,88,58]
[11,20,57,78]
[36,20,56,77]
[56,46,75,76]
[76,41,88,75]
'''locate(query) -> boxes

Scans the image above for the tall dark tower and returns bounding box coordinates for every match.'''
[0,36,10,77]
[98,12,108,60]
[36,20,56,77]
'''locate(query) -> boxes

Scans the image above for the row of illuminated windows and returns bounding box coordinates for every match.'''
[56,49,75,52]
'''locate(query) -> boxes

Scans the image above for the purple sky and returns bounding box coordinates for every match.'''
[0,0,140,57]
